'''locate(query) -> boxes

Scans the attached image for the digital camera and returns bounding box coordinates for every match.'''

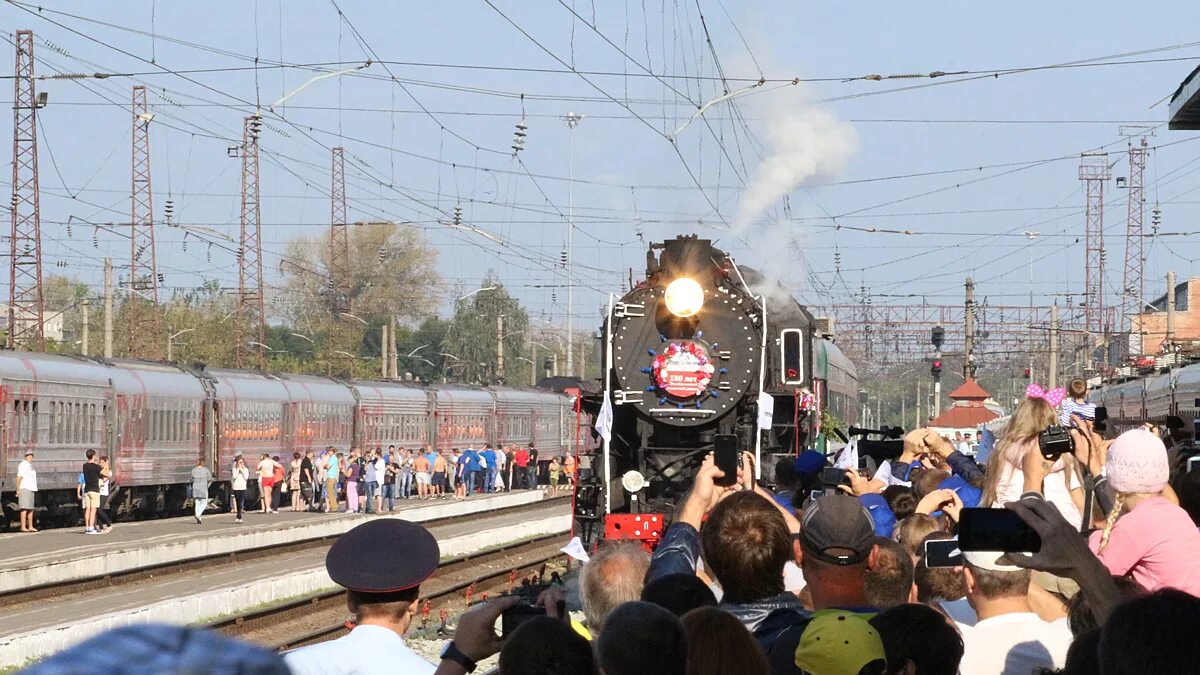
[1037,425,1074,460]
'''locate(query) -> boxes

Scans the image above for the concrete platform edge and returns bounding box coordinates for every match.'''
[0,491,544,594]
[0,512,571,668]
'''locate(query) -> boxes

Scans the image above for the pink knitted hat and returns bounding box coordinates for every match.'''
[1106,429,1169,494]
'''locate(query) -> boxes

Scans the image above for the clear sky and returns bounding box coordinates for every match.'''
[3,0,1199,334]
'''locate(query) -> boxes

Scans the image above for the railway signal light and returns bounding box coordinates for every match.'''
[931,359,943,382]
[931,326,945,349]
[1023,367,1031,378]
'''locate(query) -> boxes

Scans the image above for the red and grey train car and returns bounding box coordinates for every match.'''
[0,351,574,525]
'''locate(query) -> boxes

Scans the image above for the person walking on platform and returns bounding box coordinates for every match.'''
[231,455,250,523]
[271,456,286,512]
[191,458,212,524]
[399,448,414,499]
[301,450,315,511]
[373,449,387,513]
[481,444,497,493]
[345,451,363,513]
[96,456,114,534]
[81,449,105,534]
[494,446,507,492]
[454,448,467,500]
[363,449,379,514]
[548,456,561,498]
[563,453,576,489]
[513,445,529,490]
[527,443,540,490]
[413,451,431,500]
[258,453,276,514]
[283,519,442,674]
[464,446,483,496]
[289,453,304,512]
[16,450,37,533]
[432,450,448,499]
[383,450,398,512]
[325,452,341,513]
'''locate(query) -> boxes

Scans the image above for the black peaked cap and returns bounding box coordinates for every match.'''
[326,519,440,593]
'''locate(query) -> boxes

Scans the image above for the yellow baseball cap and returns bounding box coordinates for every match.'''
[795,610,886,675]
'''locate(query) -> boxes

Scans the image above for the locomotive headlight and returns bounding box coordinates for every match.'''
[664,277,704,317]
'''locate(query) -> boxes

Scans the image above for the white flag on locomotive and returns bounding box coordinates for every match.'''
[595,395,614,443]
[756,391,773,432]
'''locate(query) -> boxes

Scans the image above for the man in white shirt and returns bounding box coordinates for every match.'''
[958,550,1072,675]
[285,519,441,675]
[957,433,974,456]
[16,451,37,532]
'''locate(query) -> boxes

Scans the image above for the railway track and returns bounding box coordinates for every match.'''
[209,534,569,651]
[0,496,570,612]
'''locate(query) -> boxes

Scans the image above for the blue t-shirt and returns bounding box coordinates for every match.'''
[481,449,496,469]
[424,452,438,470]
[465,450,482,472]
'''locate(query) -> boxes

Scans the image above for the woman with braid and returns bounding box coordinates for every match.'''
[1086,429,1200,596]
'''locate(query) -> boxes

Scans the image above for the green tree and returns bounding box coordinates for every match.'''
[443,275,530,385]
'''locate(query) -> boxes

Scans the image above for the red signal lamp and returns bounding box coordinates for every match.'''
[786,368,799,379]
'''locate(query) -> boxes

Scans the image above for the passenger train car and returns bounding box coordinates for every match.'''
[0,351,575,525]
[575,236,859,544]
[1092,363,1200,436]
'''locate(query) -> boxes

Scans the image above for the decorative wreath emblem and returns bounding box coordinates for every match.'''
[652,341,716,398]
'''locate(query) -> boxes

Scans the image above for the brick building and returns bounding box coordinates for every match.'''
[1131,277,1200,355]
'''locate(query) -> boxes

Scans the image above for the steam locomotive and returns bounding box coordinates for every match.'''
[575,236,858,544]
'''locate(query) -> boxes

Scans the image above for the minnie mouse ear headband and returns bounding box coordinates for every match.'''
[1025,383,1066,408]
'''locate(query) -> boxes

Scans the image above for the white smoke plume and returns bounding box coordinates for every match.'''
[734,96,858,233]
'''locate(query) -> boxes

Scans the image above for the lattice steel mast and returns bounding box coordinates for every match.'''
[1079,153,1111,354]
[8,30,43,351]
[1122,137,1148,353]
[235,115,265,369]
[129,85,162,358]
[329,146,351,374]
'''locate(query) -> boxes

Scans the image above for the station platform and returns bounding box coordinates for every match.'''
[0,489,548,594]
[0,498,572,669]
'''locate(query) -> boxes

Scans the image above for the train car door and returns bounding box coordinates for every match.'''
[283,401,298,455]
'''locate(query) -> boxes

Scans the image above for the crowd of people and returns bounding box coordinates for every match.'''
[435,380,1200,675]
[225,443,578,519]
[11,442,578,533]
[18,378,1200,674]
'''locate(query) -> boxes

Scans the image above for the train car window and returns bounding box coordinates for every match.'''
[780,329,804,386]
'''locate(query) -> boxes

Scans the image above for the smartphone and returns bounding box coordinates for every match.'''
[821,466,849,487]
[501,604,546,637]
[713,434,739,487]
[1093,406,1108,434]
[808,488,827,503]
[958,508,1041,553]
[923,538,963,568]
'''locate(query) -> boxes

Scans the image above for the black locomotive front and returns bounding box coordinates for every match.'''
[577,236,814,545]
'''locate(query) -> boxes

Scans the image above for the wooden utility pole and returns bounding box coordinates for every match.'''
[380,324,389,378]
[103,258,113,358]
[389,322,399,379]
